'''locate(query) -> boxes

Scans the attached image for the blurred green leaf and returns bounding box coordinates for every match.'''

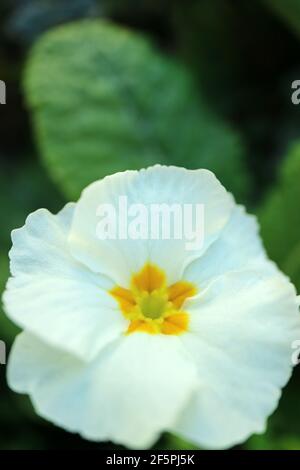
[0,161,63,249]
[246,433,300,450]
[158,433,200,451]
[0,253,19,343]
[245,376,300,450]
[283,241,300,288]
[259,142,300,275]
[262,0,300,37]
[24,20,249,200]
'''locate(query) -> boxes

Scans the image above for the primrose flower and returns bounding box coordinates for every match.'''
[3,165,300,449]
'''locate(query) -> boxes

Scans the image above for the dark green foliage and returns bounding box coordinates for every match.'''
[262,0,300,37]
[259,143,300,266]
[5,0,100,45]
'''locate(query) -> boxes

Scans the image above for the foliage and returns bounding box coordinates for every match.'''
[4,0,100,45]
[262,0,300,37]
[259,143,300,290]
[24,20,249,201]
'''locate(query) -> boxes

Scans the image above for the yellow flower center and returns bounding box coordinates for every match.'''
[110,263,197,335]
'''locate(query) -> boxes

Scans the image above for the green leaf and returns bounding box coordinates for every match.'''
[258,141,300,294]
[262,0,300,37]
[245,433,300,450]
[283,241,300,288]
[159,433,200,451]
[0,254,20,343]
[259,142,300,268]
[24,20,249,200]
[244,379,300,450]
[0,160,63,249]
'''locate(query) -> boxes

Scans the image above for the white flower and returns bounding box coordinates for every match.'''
[3,165,300,449]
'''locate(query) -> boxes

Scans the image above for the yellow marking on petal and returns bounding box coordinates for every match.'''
[109,263,196,336]
[161,313,189,335]
[132,263,166,293]
[110,286,136,314]
[126,319,158,335]
[168,281,197,309]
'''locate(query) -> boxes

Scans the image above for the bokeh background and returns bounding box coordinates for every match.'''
[1,0,300,450]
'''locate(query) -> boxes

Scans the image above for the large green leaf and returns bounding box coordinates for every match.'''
[24,20,249,200]
[259,143,300,281]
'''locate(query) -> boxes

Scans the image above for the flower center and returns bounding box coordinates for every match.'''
[139,292,168,319]
[110,263,197,335]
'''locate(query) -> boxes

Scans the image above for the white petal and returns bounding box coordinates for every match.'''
[183,205,267,289]
[171,267,300,449]
[3,204,127,361]
[8,333,199,449]
[68,165,234,285]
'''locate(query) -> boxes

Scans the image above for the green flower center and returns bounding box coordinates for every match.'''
[139,292,168,319]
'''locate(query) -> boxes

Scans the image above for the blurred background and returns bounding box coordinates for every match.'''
[1,0,300,450]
